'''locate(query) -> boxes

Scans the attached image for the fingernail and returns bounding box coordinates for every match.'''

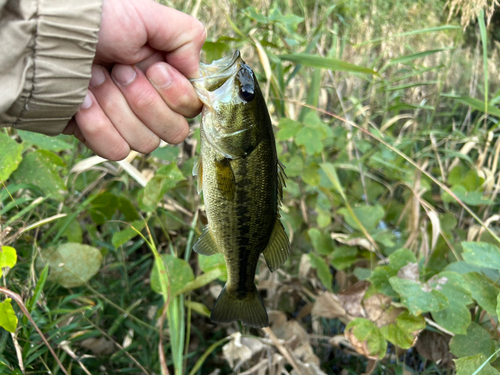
[148,63,172,89]
[113,65,137,86]
[80,92,92,109]
[90,65,105,87]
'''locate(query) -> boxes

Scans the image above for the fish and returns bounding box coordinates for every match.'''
[190,50,290,328]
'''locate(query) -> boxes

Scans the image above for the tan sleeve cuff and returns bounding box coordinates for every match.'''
[0,0,102,136]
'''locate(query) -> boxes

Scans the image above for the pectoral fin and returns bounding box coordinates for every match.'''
[192,156,203,194]
[193,228,220,256]
[262,219,290,272]
[215,158,235,201]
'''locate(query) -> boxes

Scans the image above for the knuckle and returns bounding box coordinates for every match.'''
[166,121,189,145]
[188,19,206,47]
[134,136,160,154]
[102,142,130,161]
[132,89,157,110]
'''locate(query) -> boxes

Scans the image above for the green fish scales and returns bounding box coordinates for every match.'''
[191,51,290,328]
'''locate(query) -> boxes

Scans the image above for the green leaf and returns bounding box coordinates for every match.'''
[379,311,425,349]
[0,132,23,181]
[330,246,358,270]
[285,155,303,177]
[141,164,185,212]
[308,228,333,255]
[345,318,387,359]
[308,253,332,291]
[462,242,500,271]
[151,255,194,296]
[62,220,83,243]
[370,266,398,298]
[0,299,17,332]
[12,150,66,201]
[338,205,385,231]
[389,277,448,315]
[90,192,119,225]
[388,48,450,65]
[39,243,103,288]
[150,146,179,162]
[27,265,49,313]
[388,248,417,271]
[441,94,500,117]
[112,220,146,248]
[455,353,500,375]
[450,322,495,358]
[198,253,227,282]
[295,127,324,155]
[185,300,211,318]
[463,272,499,315]
[276,118,302,140]
[301,164,321,186]
[17,130,73,152]
[179,268,224,295]
[442,185,493,206]
[429,271,472,334]
[0,246,17,277]
[278,54,378,76]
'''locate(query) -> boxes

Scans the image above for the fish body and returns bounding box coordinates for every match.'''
[191,51,289,328]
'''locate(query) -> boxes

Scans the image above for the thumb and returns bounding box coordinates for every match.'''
[142,3,206,79]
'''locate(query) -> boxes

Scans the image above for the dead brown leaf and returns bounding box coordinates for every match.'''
[363,293,403,328]
[344,328,378,360]
[80,337,115,355]
[338,281,370,317]
[415,330,455,368]
[363,359,378,375]
[311,292,346,320]
[397,262,419,281]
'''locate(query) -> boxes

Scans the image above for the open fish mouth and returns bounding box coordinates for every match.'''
[190,50,243,93]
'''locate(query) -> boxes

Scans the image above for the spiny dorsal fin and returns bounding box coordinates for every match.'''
[277,159,287,206]
[215,158,235,201]
[193,228,220,256]
[262,219,290,272]
[192,156,203,194]
[210,286,268,328]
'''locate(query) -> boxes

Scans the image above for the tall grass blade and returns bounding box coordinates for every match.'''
[388,48,451,65]
[478,9,488,115]
[441,94,500,117]
[356,25,460,46]
[279,53,378,76]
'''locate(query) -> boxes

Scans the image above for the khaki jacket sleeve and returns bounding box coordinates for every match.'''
[0,0,102,136]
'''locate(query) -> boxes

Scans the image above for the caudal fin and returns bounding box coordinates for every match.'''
[211,286,268,328]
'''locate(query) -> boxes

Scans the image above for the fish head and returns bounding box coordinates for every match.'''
[191,51,269,159]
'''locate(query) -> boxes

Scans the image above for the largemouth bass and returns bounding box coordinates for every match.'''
[191,51,290,328]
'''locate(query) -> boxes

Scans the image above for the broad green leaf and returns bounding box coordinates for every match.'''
[285,155,303,177]
[455,353,500,375]
[185,300,211,318]
[345,318,387,359]
[39,243,103,288]
[112,220,146,248]
[462,242,500,271]
[301,164,321,186]
[278,54,378,76]
[429,271,472,334]
[308,228,333,255]
[202,41,232,64]
[464,272,499,315]
[12,150,66,201]
[295,127,324,155]
[338,205,385,231]
[179,268,224,294]
[90,192,119,225]
[62,220,83,243]
[379,311,425,349]
[151,255,194,296]
[0,246,17,277]
[198,253,227,282]
[450,322,495,358]
[150,146,179,162]
[388,248,417,271]
[17,130,73,152]
[141,164,185,212]
[0,299,17,332]
[442,185,493,206]
[308,253,332,291]
[0,132,23,181]
[330,246,358,270]
[370,266,398,298]
[389,277,448,315]
[276,118,302,140]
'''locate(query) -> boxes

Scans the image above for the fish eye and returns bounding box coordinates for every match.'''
[239,86,255,102]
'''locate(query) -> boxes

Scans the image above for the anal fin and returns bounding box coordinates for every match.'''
[262,219,290,272]
[193,228,220,256]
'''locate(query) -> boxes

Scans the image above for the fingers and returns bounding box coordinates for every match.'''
[143,4,206,78]
[74,91,131,161]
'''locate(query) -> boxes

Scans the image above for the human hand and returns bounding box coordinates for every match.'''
[63,0,206,160]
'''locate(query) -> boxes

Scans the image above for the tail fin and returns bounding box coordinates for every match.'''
[211,286,268,328]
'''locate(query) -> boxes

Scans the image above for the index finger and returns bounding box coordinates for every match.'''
[141,4,206,79]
